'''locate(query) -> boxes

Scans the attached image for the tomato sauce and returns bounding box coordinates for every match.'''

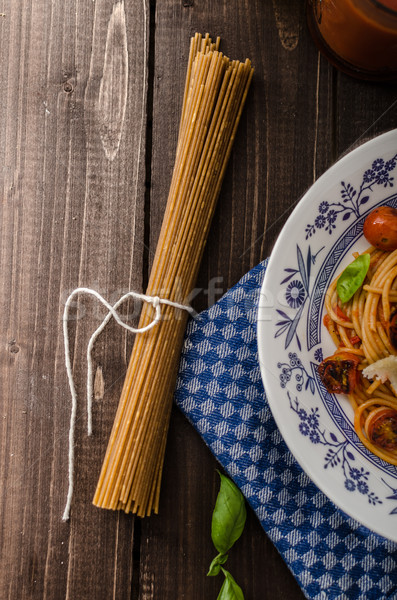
[378,0,397,10]
[308,0,397,78]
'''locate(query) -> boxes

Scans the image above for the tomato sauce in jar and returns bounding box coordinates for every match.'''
[307,0,397,80]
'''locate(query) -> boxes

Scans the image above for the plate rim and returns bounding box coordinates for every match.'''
[257,128,397,541]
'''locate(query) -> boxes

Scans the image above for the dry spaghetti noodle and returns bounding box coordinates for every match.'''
[93,33,253,516]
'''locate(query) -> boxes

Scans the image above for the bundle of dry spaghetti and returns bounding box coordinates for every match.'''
[93,33,253,516]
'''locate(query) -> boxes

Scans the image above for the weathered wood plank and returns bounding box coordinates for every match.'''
[139,1,336,598]
[0,0,149,598]
[334,74,397,154]
[2,0,395,598]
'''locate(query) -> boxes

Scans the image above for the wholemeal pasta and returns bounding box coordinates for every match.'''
[321,247,397,465]
[93,34,253,516]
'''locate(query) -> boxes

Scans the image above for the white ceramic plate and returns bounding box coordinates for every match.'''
[258,129,397,541]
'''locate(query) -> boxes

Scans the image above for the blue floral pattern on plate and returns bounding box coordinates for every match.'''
[288,393,382,506]
[275,245,323,350]
[278,352,315,394]
[305,154,397,239]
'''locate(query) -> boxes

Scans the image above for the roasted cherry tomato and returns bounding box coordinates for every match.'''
[366,408,397,452]
[318,352,360,394]
[389,309,397,349]
[363,206,397,251]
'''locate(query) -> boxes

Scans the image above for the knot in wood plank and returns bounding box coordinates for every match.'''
[98,1,128,162]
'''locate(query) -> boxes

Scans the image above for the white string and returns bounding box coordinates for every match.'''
[62,287,194,521]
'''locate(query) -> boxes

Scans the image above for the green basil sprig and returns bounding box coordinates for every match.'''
[211,472,246,554]
[217,569,244,600]
[336,253,370,303]
[208,553,229,577]
[207,472,246,599]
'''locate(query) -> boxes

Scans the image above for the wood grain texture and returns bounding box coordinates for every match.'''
[140,1,323,598]
[1,0,397,599]
[335,75,397,153]
[140,1,397,600]
[0,0,149,598]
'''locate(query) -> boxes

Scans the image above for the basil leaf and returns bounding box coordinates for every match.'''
[336,253,370,303]
[207,553,228,576]
[211,472,247,555]
[217,569,244,600]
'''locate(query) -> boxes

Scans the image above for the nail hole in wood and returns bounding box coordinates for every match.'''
[63,82,73,93]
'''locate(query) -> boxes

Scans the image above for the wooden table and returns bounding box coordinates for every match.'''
[1,1,396,598]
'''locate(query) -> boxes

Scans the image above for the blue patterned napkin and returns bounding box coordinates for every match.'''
[174,260,397,600]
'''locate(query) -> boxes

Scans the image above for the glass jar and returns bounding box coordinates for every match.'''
[307,0,397,81]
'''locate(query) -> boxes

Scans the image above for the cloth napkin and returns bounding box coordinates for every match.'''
[174,260,397,600]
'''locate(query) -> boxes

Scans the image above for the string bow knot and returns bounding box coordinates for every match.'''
[62,287,194,521]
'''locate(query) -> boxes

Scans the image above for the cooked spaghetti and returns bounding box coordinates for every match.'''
[93,34,253,516]
[320,246,397,465]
